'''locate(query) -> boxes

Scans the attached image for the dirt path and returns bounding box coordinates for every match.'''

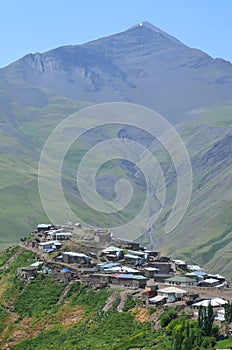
[0,247,23,270]
[117,291,130,312]
[56,281,73,306]
[103,292,118,312]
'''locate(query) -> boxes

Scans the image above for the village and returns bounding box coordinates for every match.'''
[17,223,232,332]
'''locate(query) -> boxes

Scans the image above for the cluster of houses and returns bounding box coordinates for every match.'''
[17,223,231,325]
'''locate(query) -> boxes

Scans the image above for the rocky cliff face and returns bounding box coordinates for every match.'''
[2,21,232,123]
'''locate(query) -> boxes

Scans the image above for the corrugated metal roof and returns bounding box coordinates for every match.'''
[37,224,51,228]
[30,261,43,267]
[102,246,123,253]
[111,274,147,280]
[63,251,88,258]
[165,275,193,283]
[203,278,220,283]
[158,287,187,294]
[127,250,147,257]
[39,240,61,246]
[124,254,141,259]
[149,295,166,303]
[97,262,121,269]
[108,266,139,273]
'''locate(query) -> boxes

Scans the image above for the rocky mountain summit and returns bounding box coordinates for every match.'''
[2,21,232,122]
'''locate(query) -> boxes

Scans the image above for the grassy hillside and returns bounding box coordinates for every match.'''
[1,72,232,277]
[0,89,92,247]
[0,247,231,349]
[155,105,232,277]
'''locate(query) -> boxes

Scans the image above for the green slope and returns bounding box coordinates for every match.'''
[0,87,92,247]
[0,247,227,349]
[154,105,232,277]
[1,70,232,277]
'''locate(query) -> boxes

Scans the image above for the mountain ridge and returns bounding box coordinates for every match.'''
[0,23,232,276]
[2,22,232,123]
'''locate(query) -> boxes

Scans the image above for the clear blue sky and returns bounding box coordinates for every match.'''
[0,0,231,68]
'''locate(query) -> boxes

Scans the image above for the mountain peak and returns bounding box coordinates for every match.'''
[131,21,161,31]
[130,21,182,45]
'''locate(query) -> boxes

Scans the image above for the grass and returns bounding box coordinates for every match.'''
[66,282,112,313]
[0,267,159,350]
[216,336,232,348]
[0,246,19,267]
[0,247,228,350]
[1,83,232,277]
[5,249,36,273]
[14,275,66,318]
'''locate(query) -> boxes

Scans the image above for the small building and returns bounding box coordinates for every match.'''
[95,230,112,243]
[37,224,53,232]
[142,283,158,304]
[145,282,158,294]
[30,261,44,268]
[101,246,124,260]
[38,240,62,252]
[148,261,173,274]
[173,259,188,271]
[153,273,175,283]
[198,278,221,288]
[148,251,161,259]
[165,275,197,287]
[105,266,140,274]
[124,254,143,266]
[47,231,72,241]
[96,262,121,271]
[17,266,38,279]
[143,267,160,278]
[215,308,225,322]
[88,274,110,287]
[50,268,72,283]
[63,252,91,264]
[149,295,167,305]
[127,250,148,261]
[187,264,203,272]
[53,254,64,262]
[119,239,141,251]
[192,297,228,309]
[127,241,141,250]
[110,274,147,288]
[157,287,187,303]
[185,271,206,282]
[207,274,226,284]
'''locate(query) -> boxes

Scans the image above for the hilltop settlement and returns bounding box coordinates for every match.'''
[13,223,232,332]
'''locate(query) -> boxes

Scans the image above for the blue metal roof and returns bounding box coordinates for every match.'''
[62,268,71,273]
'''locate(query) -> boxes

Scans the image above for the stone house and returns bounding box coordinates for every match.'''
[62,252,91,264]
[88,274,110,287]
[165,275,197,287]
[157,286,187,303]
[37,240,62,252]
[95,230,112,244]
[110,274,147,288]
[148,261,174,274]
[17,266,37,279]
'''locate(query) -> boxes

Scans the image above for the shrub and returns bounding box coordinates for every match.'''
[14,275,65,318]
[160,307,178,327]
